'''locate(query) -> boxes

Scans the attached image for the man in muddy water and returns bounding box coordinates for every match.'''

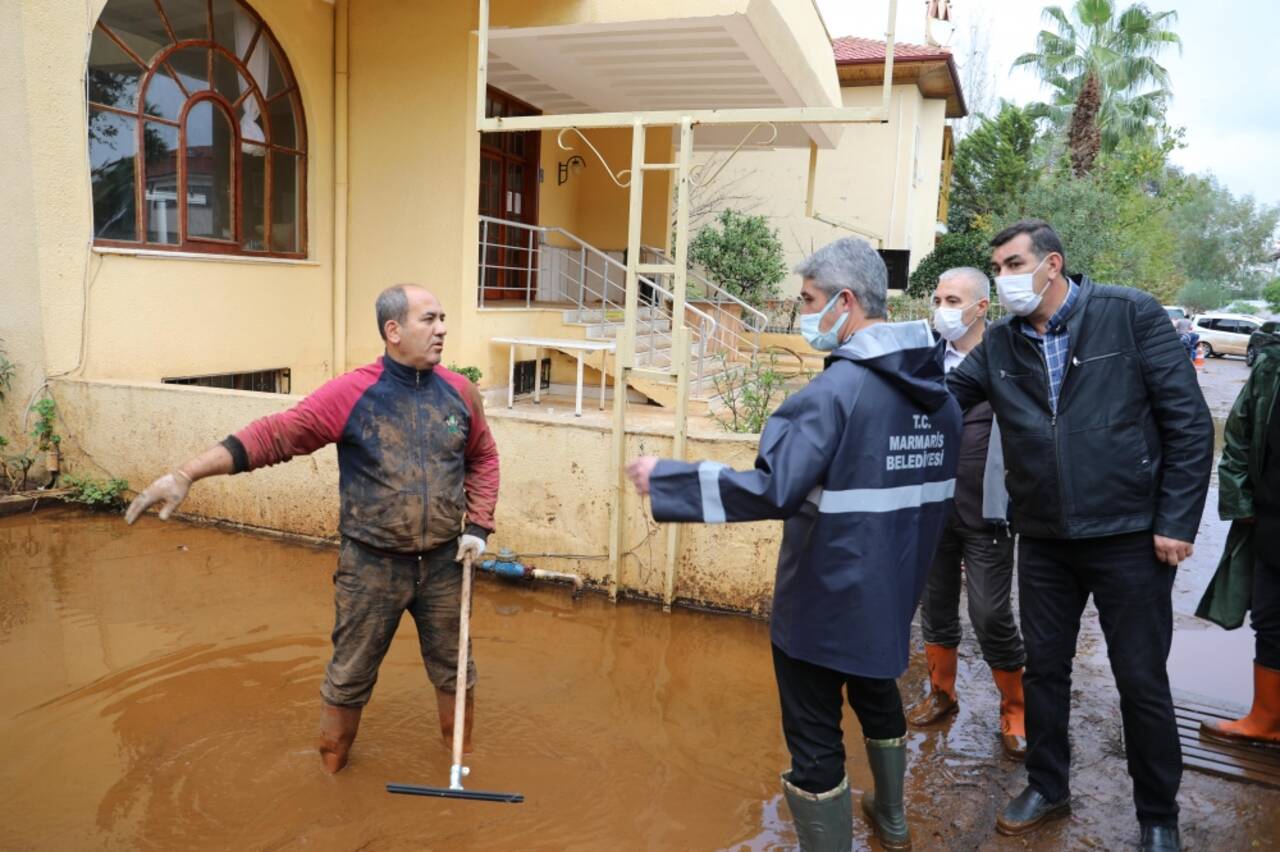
[124,285,500,774]
[628,237,962,851]
[945,220,1213,852]
[908,267,1027,760]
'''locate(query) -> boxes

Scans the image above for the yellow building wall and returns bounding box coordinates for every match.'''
[0,1,47,445]
[346,0,672,387]
[8,0,337,399]
[692,84,949,296]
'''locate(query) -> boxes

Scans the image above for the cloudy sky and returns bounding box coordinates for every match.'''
[815,0,1280,209]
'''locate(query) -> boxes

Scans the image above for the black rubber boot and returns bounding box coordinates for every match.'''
[861,735,912,850]
[780,771,852,852]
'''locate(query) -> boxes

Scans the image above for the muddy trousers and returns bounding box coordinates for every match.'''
[918,521,1026,671]
[1252,514,1280,670]
[771,643,905,794]
[320,537,476,708]
[1018,532,1180,827]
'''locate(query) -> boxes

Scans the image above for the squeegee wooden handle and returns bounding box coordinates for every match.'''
[449,552,473,787]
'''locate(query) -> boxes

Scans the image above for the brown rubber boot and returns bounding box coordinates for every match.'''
[906,644,958,727]
[1200,663,1280,747]
[436,687,474,754]
[992,667,1027,760]
[318,702,363,773]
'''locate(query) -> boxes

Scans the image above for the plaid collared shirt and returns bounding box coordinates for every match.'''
[1019,280,1079,414]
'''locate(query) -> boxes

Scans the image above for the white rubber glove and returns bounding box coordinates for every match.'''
[125,471,192,524]
[455,534,486,564]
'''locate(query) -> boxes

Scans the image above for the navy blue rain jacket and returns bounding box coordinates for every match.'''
[649,321,962,678]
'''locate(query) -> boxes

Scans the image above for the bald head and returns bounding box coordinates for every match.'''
[377,284,432,341]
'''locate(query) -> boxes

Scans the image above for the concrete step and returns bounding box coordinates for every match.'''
[561,306,661,324]
[584,320,673,340]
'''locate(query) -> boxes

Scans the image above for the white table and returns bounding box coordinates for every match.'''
[491,337,616,416]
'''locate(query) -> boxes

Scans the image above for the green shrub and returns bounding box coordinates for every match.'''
[448,363,483,384]
[906,231,991,297]
[710,353,793,434]
[690,210,788,309]
[62,474,130,510]
[30,398,61,452]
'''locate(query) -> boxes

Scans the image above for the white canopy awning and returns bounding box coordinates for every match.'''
[485,6,844,150]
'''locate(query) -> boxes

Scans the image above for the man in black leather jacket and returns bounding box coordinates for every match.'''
[946,220,1213,852]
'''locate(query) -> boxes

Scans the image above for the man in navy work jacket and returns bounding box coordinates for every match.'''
[946,220,1212,852]
[627,238,961,852]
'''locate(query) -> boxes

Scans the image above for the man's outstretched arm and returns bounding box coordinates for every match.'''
[125,364,378,524]
[124,443,234,523]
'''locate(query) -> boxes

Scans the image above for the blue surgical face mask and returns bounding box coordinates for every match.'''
[800,290,851,351]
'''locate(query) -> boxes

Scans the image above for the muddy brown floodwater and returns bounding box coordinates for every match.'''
[3,507,1280,850]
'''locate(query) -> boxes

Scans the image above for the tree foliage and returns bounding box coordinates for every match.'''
[947,103,1041,234]
[1176,280,1233,315]
[689,210,787,309]
[1265,279,1280,314]
[1014,0,1181,174]
[907,231,991,297]
[1169,174,1280,299]
[941,2,1278,310]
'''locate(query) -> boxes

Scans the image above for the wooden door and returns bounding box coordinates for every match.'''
[479,88,540,302]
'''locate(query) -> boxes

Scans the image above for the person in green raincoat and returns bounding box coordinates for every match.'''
[1197,323,1280,746]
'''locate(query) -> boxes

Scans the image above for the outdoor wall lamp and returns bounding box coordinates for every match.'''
[558,155,585,185]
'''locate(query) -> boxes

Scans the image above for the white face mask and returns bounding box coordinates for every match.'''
[933,302,980,342]
[995,256,1051,317]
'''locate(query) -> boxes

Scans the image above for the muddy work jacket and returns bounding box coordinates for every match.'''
[223,355,499,554]
[648,322,962,678]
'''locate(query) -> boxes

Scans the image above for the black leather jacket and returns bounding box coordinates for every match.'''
[946,276,1213,542]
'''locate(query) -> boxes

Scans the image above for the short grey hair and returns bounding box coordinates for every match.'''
[939,266,991,303]
[794,238,887,319]
[376,285,409,340]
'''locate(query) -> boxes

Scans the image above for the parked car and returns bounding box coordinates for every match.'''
[1163,305,1189,325]
[1246,320,1280,367]
[1192,313,1263,359]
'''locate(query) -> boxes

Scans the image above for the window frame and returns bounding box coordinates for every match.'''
[88,0,308,259]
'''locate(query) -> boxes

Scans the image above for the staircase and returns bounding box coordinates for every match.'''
[480,216,765,408]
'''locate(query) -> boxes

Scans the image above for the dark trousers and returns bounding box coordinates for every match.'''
[321,537,473,707]
[919,521,1026,671]
[771,643,905,794]
[1253,513,1280,669]
[1019,532,1180,826]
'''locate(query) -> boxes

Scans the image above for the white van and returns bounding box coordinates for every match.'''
[1192,313,1263,358]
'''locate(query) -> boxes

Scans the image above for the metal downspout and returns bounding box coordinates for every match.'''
[332,0,350,377]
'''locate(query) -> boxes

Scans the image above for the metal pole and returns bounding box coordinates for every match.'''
[607,120,646,602]
[578,245,586,321]
[479,219,488,309]
[663,117,694,610]
[526,227,535,308]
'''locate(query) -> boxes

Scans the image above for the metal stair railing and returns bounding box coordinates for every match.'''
[479,215,721,391]
[640,244,766,365]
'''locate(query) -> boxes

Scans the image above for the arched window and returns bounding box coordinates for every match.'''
[88,0,306,256]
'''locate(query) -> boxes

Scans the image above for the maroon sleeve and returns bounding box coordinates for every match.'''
[232,362,382,471]
[439,369,500,533]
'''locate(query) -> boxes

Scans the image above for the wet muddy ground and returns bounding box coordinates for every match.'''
[1,358,1276,850]
[3,507,1278,850]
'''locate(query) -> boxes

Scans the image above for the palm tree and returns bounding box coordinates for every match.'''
[1013,0,1180,176]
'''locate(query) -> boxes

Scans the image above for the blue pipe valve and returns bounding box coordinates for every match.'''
[479,548,530,579]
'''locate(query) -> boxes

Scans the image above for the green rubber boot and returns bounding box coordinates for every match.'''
[861,736,912,850]
[780,771,853,852]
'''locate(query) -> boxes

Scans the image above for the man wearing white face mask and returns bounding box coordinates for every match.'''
[908,268,1027,761]
[946,220,1213,852]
